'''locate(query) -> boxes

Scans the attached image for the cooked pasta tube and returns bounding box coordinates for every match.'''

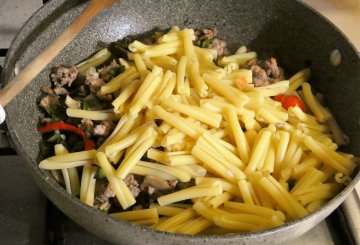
[116,132,158,179]
[288,68,311,92]
[80,164,93,202]
[207,192,233,208]
[157,184,222,206]
[150,204,185,216]
[84,166,97,207]
[96,152,135,209]
[195,177,242,197]
[246,130,272,172]
[128,75,162,118]
[173,164,207,178]
[293,154,322,175]
[112,80,141,112]
[105,122,155,156]
[175,217,213,235]
[291,167,325,196]
[238,180,255,205]
[128,40,152,52]
[137,161,191,182]
[326,109,350,146]
[181,29,197,61]
[301,83,331,123]
[146,148,169,165]
[176,56,188,94]
[53,144,80,195]
[133,53,148,75]
[167,154,200,165]
[218,52,257,66]
[203,73,246,108]
[101,67,140,94]
[66,108,117,121]
[224,201,285,221]
[143,43,181,58]
[189,61,208,98]
[225,106,250,163]
[151,56,178,71]
[163,99,222,128]
[39,149,96,169]
[214,215,258,231]
[302,136,353,175]
[154,208,196,232]
[152,105,203,139]
[130,165,177,181]
[192,143,238,181]
[111,208,159,221]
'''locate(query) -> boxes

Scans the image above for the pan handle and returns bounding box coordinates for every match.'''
[0,65,16,156]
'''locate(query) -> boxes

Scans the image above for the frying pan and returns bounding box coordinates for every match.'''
[1,0,360,244]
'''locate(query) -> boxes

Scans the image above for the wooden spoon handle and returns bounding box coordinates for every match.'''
[0,0,118,107]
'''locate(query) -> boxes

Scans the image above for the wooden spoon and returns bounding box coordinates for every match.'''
[0,0,118,123]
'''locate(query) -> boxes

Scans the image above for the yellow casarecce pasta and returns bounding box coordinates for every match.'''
[39,27,358,235]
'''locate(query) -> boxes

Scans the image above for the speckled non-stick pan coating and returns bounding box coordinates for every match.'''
[2,0,360,244]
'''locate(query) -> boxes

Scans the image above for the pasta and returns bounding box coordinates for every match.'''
[37,26,358,236]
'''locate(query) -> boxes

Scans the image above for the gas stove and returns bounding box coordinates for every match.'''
[0,1,358,244]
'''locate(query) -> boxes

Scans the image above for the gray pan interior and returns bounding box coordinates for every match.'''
[2,0,360,244]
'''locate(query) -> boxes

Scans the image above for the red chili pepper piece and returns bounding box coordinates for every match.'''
[274,94,305,112]
[37,122,95,150]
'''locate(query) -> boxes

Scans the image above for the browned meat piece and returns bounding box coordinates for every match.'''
[251,65,269,87]
[194,28,218,45]
[208,38,230,57]
[51,66,78,87]
[39,95,60,114]
[98,60,120,82]
[53,85,69,96]
[202,28,218,39]
[39,116,52,124]
[77,85,88,97]
[265,57,281,78]
[79,119,94,134]
[94,120,114,136]
[85,67,105,93]
[41,84,55,96]
[140,175,177,196]
[95,180,115,204]
[168,180,178,188]
[245,58,284,87]
[124,174,141,198]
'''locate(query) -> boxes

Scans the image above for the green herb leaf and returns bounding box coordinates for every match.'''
[83,100,95,110]
[108,66,125,77]
[201,38,213,48]
[95,168,106,180]
[47,132,60,142]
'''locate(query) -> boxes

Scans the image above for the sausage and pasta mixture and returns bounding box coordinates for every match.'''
[37,27,357,234]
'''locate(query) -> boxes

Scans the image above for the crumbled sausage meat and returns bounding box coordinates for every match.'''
[85,67,105,93]
[39,95,60,114]
[41,84,55,96]
[265,57,281,79]
[95,180,115,204]
[251,65,270,87]
[51,66,78,87]
[98,60,120,82]
[208,38,230,57]
[124,174,141,198]
[245,58,283,87]
[53,86,69,96]
[94,120,114,137]
[79,119,94,134]
[194,28,229,57]
[140,175,178,196]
